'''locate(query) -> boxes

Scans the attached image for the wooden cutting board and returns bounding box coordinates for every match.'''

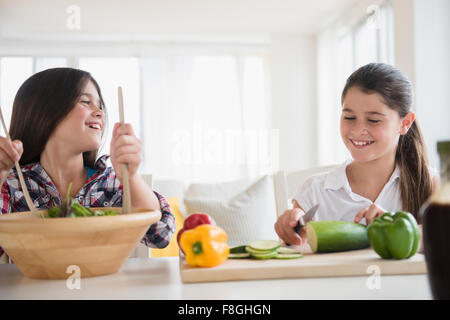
[179,246,427,283]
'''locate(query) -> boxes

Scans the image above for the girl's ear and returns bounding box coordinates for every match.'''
[400,112,416,135]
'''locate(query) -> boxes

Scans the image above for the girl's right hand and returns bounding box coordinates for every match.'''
[274,207,307,246]
[354,203,385,225]
[0,137,23,184]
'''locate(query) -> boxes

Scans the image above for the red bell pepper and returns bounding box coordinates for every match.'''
[177,213,216,254]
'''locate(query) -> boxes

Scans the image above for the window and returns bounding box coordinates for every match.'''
[0,57,33,126]
[78,58,140,157]
[0,52,271,184]
[140,54,272,182]
[317,1,394,166]
[0,57,68,126]
[34,58,67,73]
[354,20,378,69]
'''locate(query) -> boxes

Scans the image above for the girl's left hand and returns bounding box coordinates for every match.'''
[110,123,142,181]
[354,203,386,226]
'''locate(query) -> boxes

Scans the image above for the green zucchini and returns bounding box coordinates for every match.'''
[306,221,369,253]
[229,245,247,254]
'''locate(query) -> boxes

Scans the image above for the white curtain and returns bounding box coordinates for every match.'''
[316,1,394,166]
[79,57,141,157]
[140,53,273,183]
[0,50,273,185]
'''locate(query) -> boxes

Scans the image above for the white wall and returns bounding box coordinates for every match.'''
[392,0,416,84]
[413,0,450,169]
[269,35,317,172]
[393,0,450,169]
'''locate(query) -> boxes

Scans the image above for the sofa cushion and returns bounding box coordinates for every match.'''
[153,180,187,216]
[184,176,278,247]
[185,178,251,200]
[150,197,184,257]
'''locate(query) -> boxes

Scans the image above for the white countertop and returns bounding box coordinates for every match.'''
[0,257,432,300]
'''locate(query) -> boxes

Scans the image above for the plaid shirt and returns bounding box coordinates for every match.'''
[0,155,175,262]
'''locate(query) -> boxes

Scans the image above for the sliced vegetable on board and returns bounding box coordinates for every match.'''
[228,241,303,260]
[277,247,301,254]
[248,240,281,252]
[274,253,303,259]
[275,247,303,259]
[245,246,279,259]
[229,245,247,254]
[228,253,251,259]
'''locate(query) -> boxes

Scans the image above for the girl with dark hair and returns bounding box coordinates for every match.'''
[275,63,439,249]
[0,68,175,262]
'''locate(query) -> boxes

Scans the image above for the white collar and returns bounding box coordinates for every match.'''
[324,159,400,191]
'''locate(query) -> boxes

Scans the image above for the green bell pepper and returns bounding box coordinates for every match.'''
[367,211,420,259]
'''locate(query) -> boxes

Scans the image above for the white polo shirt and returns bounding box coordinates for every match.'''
[293,159,403,224]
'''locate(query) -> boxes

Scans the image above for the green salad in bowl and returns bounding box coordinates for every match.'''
[42,182,117,218]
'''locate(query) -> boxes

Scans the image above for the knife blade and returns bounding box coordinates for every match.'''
[294,204,319,234]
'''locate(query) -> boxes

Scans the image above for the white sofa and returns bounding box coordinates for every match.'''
[131,164,338,258]
[153,165,338,216]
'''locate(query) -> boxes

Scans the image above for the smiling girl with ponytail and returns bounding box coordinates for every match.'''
[342,63,435,223]
[275,63,439,247]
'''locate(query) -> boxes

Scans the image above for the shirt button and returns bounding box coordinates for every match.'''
[103,201,109,206]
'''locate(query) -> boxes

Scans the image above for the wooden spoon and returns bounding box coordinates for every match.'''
[0,106,38,216]
[117,86,131,214]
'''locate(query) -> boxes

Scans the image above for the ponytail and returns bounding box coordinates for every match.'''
[396,120,432,222]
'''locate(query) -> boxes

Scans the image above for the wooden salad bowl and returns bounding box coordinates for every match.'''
[0,208,161,279]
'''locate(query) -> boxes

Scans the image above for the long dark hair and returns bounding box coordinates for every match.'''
[9,67,106,168]
[341,63,432,222]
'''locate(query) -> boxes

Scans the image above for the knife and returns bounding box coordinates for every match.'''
[294,204,319,234]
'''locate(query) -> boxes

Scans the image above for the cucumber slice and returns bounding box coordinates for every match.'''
[228,244,303,260]
[245,246,275,255]
[275,253,303,259]
[245,246,278,259]
[249,240,281,251]
[230,245,247,254]
[228,253,251,259]
[277,247,301,254]
[250,250,278,260]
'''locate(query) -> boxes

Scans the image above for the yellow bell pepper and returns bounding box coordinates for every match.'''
[179,224,229,268]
